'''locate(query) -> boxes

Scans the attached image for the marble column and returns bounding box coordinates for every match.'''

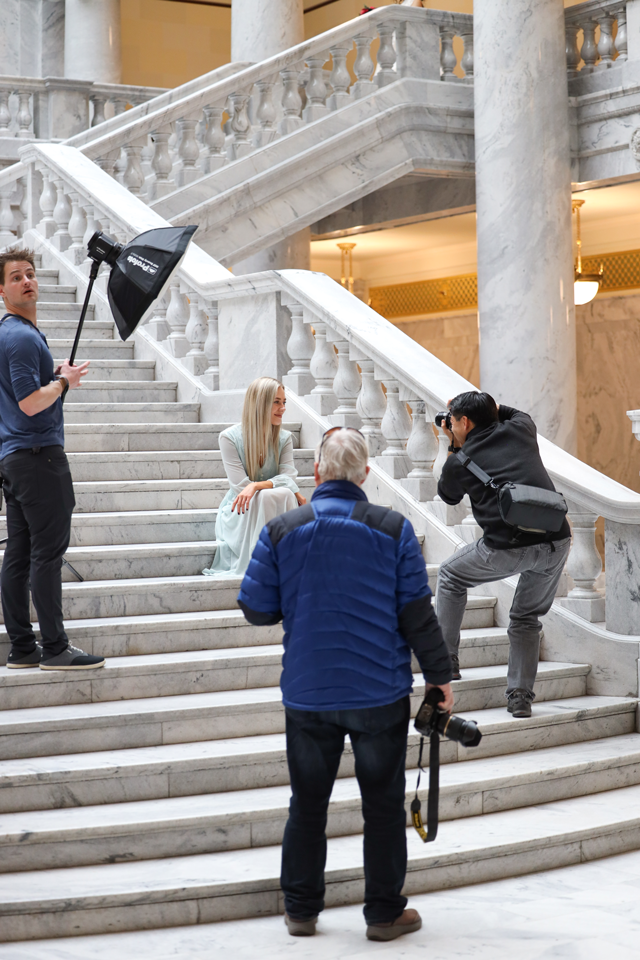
[64,0,122,84]
[474,0,577,452]
[230,0,309,273]
[231,0,303,63]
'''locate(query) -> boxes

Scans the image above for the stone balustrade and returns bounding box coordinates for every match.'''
[3,139,640,640]
[565,0,628,77]
[43,6,474,202]
[0,76,165,159]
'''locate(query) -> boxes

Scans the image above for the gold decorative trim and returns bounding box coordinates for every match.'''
[369,247,640,318]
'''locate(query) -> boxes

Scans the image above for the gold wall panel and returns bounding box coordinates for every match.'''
[369,247,640,319]
[369,272,478,318]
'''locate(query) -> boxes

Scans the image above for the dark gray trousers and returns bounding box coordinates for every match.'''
[436,535,572,696]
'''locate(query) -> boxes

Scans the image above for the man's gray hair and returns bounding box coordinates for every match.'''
[315,429,369,484]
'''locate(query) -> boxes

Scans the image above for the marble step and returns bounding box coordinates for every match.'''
[37,301,96,323]
[34,269,59,282]
[0,573,493,626]
[49,339,134,360]
[61,403,201,424]
[0,508,219,547]
[52,540,220,582]
[39,320,110,340]
[0,610,497,669]
[37,284,77,303]
[4,737,640,940]
[63,381,178,404]
[64,449,315,482]
[0,649,582,713]
[2,732,640,873]
[68,475,314,513]
[0,670,602,762]
[75,360,156,382]
[62,422,302,452]
[0,695,632,815]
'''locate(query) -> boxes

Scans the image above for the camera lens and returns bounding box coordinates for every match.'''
[437,713,482,747]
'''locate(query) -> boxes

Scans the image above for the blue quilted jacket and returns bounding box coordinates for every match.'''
[238,480,452,711]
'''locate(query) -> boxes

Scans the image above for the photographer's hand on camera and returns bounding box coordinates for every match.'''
[426,681,454,712]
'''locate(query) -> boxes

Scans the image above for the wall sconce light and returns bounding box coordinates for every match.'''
[572,198,603,305]
[337,242,356,293]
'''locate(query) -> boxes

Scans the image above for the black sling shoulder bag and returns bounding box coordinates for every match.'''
[454,450,568,535]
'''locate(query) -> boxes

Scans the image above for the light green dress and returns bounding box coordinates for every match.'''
[202,423,300,578]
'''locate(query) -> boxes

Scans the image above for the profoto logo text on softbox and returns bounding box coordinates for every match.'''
[126,253,159,276]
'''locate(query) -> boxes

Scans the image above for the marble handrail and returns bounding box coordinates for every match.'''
[565,0,627,76]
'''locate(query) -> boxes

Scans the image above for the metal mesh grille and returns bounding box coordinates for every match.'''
[369,273,478,318]
[368,248,640,319]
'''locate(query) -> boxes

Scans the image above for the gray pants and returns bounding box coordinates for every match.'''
[436,536,572,697]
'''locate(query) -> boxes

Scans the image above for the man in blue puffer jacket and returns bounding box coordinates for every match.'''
[238,427,453,943]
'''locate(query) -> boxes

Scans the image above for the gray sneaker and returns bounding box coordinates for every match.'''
[40,644,105,671]
[507,688,534,718]
[7,643,43,668]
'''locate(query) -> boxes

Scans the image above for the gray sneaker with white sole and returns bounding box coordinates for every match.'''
[7,643,43,668]
[40,644,106,671]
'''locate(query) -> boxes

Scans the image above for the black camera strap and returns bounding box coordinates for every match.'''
[410,732,440,843]
[454,450,499,490]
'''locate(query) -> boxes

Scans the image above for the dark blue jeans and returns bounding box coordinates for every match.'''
[281,695,410,925]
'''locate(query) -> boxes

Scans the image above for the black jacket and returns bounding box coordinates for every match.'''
[437,405,571,549]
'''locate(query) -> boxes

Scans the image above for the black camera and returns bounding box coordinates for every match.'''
[434,410,452,432]
[86,231,124,268]
[414,686,482,747]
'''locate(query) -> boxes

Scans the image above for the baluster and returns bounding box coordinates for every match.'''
[37,168,57,239]
[67,192,87,265]
[596,14,616,67]
[303,56,329,122]
[0,91,11,133]
[328,43,352,110]
[202,106,227,173]
[82,203,98,249]
[145,294,170,342]
[376,24,397,87]
[253,81,277,147]
[140,134,155,178]
[17,176,28,237]
[165,281,190,357]
[184,296,209,376]
[329,339,362,427]
[616,8,628,62]
[202,300,219,390]
[149,127,175,200]
[52,179,72,252]
[460,31,474,79]
[279,69,303,135]
[427,416,469,525]
[0,185,16,246]
[352,35,377,98]
[122,138,146,196]
[228,94,252,160]
[377,376,412,478]
[282,302,316,394]
[401,398,438,501]
[16,92,32,138]
[174,117,201,187]
[90,96,107,127]
[558,507,605,622]
[356,358,386,456]
[580,21,598,72]
[95,149,120,180]
[439,27,458,79]
[305,318,339,415]
[566,23,581,78]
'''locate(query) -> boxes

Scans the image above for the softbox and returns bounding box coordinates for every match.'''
[65,224,198,384]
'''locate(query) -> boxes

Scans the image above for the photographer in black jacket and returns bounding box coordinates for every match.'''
[436,392,571,718]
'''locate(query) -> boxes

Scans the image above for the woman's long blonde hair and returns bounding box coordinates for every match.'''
[242,377,282,481]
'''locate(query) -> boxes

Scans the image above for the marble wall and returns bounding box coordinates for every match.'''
[396,293,640,495]
[0,0,64,79]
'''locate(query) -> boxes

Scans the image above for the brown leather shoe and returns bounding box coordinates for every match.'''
[366,908,422,941]
[284,912,317,936]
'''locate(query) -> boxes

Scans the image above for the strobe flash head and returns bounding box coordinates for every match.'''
[86,230,124,268]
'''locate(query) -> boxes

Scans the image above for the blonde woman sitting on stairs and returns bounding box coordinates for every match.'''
[203,377,306,577]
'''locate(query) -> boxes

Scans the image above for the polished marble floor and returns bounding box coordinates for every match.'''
[2,848,640,960]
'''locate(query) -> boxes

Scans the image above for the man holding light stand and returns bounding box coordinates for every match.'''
[0,247,105,670]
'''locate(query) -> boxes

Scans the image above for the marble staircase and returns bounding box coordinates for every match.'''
[0,266,640,942]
